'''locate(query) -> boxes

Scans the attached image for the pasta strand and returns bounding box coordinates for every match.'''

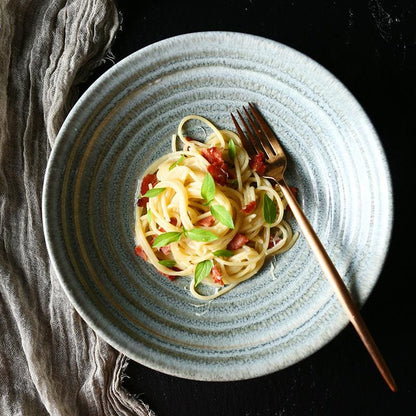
[134,115,298,300]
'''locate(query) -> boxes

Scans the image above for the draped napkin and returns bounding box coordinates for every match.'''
[0,1,154,414]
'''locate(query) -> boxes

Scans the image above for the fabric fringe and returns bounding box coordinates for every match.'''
[0,1,153,414]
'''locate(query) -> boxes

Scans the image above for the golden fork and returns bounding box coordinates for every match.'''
[231,102,397,392]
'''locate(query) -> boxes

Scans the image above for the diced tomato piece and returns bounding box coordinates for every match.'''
[227,169,235,180]
[160,273,176,281]
[159,245,171,255]
[202,146,233,185]
[227,233,249,250]
[207,164,229,186]
[134,245,148,260]
[197,215,215,227]
[250,152,266,175]
[137,173,158,207]
[201,147,225,166]
[140,173,158,195]
[285,186,299,212]
[137,197,148,207]
[157,218,177,233]
[211,265,224,286]
[289,186,298,198]
[149,234,171,254]
[268,235,282,249]
[241,201,256,214]
[160,266,181,281]
[159,271,176,281]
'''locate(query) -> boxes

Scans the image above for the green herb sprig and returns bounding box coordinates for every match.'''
[152,231,182,247]
[212,249,233,257]
[228,138,236,160]
[151,227,219,248]
[201,172,215,203]
[263,193,277,224]
[201,173,234,229]
[158,259,176,268]
[169,155,185,171]
[143,187,166,198]
[194,260,213,287]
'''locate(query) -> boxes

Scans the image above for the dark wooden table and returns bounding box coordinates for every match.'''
[85,1,415,414]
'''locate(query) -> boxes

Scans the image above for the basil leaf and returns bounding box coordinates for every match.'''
[213,249,234,257]
[187,228,218,242]
[169,155,185,170]
[201,173,215,203]
[210,204,234,229]
[263,193,277,224]
[228,138,236,160]
[143,187,166,198]
[194,260,213,287]
[152,231,182,247]
[158,259,176,268]
[146,208,152,223]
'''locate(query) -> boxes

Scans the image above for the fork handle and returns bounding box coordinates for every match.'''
[278,178,397,392]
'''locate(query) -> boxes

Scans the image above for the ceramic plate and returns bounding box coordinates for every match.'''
[43,32,392,380]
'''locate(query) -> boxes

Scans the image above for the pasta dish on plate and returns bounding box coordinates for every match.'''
[134,115,298,300]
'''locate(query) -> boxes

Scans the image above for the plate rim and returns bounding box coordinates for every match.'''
[42,31,394,381]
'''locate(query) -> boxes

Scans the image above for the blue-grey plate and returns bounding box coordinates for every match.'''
[42,32,393,381]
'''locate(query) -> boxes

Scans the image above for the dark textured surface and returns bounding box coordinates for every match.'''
[84,1,414,414]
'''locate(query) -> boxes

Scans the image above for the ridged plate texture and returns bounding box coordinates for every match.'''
[43,32,393,380]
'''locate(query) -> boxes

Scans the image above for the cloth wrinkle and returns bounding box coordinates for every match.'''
[0,1,153,414]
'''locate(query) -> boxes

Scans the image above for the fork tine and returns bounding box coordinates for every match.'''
[243,106,275,159]
[231,110,262,155]
[248,103,282,157]
[231,113,256,155]
[236,109,265,155]
[237,110,261,153]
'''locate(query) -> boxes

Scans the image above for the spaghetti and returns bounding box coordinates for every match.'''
[134,115,298,300]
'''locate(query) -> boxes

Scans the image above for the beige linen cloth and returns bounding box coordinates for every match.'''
[0,0,154,414]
